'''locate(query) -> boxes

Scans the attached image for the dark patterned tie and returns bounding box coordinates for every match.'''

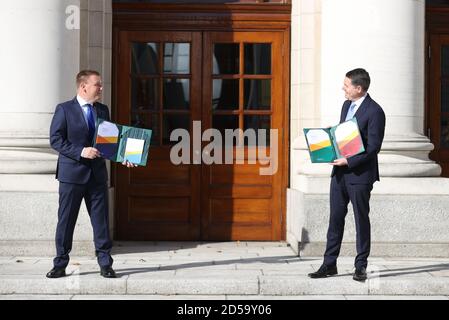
[86,104,96,143]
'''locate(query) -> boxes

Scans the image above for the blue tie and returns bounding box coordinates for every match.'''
[345,102,356,121]
[86,104,96,143]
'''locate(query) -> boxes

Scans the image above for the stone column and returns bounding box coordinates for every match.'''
[295,0,440,178]
[0,0,113,255]
[288,0,449,257]
[320,0,440,177]
[0,0,80,175]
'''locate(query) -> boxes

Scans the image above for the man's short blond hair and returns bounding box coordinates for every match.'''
[76,70,100,87]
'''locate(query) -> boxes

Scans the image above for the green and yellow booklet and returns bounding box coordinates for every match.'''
[303,118,365,163]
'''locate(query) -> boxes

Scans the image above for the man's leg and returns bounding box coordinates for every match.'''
[347,183,373,269]
[53,182,84,269]
[85,176,113,268]
[323,175,350,267]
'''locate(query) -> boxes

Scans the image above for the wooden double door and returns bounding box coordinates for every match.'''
[114,30,287,241]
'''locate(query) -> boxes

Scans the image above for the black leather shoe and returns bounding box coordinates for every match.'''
[353,267,367,281]
[100,266,117,278]
[308,264,338,278]
[46,267,66,278]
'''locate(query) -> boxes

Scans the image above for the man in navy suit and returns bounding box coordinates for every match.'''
[47,70,135,279]
[308,68,386,281]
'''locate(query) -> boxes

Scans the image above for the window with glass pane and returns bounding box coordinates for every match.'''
[132,113,159,146]
[244,79,271,110]
[164,43,190,74]
[132,43,158,75]
[131,77,159,111]
[244,115,271,146]
[163,79,190,110]
[212,79,239,110]
[212,115,239,143]
[213,43,239,75]
[244,43,271,75]
[162,115,190,145]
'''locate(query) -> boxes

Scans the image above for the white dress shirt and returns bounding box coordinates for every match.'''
[76,95,97,127]
[349,93,367,116]
[76,95,97,158]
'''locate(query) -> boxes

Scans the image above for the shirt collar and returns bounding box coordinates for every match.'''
[76,95,91,107]
[351,93,367,108]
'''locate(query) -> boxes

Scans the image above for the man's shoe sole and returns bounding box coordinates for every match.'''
[353,275,367,282]
[46,272,66,279]
[308,272,338,279]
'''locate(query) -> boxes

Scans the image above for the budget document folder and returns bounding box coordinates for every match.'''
[303,118,365,163]
[92,118,152,166]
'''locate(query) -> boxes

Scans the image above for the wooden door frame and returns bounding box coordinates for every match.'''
[115,30,203,240]
[112,3,291,240]
[426,5,449,176]
[201,31,285,240]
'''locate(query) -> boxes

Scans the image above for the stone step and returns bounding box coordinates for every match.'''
[1,274,449,296]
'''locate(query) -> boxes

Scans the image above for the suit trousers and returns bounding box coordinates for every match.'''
[323,174,373,269]
[53,174,113,269]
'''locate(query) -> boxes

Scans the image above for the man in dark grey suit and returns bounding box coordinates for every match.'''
[47,70,134,279]
[308,68,386,281]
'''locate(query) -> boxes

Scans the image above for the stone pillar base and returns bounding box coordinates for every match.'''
[287,176,449,258]
[0,240,95,257]
[298,242,449,259]
[294,135,442,178]
[0,174,114,256]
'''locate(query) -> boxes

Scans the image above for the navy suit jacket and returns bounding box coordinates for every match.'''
[331,94,386,184]
[50,97,110,184]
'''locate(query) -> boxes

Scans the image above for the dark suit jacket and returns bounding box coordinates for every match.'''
[331,94,386,184]
[50,97,110,184]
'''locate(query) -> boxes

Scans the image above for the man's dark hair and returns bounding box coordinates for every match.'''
[346,68,370,92]
[76,70,100,87]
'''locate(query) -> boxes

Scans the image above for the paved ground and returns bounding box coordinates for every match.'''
[0,242,448,300]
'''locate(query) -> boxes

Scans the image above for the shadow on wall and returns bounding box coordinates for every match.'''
[299,227,310,251]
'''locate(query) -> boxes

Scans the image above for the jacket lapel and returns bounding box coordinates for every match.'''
[353,94,371,120]
[341,100,352,123]
[72,97,90,135]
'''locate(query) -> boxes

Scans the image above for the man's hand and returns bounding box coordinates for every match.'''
[330,158,348,166]
[81,147,100,159]
[122,160,138,168]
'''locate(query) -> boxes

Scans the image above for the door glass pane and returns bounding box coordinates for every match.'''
[244,43,271,75]
[244,115,271,146]
[162,115,190,145]
[213,43,239,75]
[163,79,190,110]
[441,81,449,149]
[132,43,158,75]
[442,45,449,77]
[212,79,239,111]
[244,79,271,110]
[131,112,159,146]
[131,77,159,111]
[164,43,190,74]
[212,115,239,143]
